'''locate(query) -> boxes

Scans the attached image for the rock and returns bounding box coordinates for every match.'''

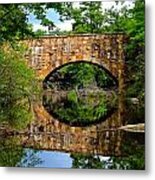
[119,123,145,133]
[130,97,139,105]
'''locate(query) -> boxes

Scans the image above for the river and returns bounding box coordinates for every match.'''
[0,89,145,169]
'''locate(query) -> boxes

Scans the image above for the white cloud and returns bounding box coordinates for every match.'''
[101,0,134,11]
[32,20,73,32]
[72,2,80,9]
[32,24,48,32]
[55,20,73,31]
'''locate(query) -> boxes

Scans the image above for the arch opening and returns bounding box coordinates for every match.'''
[42,61,118,126]
[43,60,118,90]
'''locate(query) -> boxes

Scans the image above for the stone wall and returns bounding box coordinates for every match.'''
[25,34,125,80]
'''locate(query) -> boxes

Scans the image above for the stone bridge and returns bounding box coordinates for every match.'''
[13,34,127,156]
[25,34,126,92]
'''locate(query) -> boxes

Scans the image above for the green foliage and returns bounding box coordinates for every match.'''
[0,3,64,42]
[67,90,78,104]
[0,136,42,167]
[94,66,116,88]
[126,0,145,103]
[57,2,104,33]
[0,43,38,129]
[45,62,116,91]
[0,137,24,167]
[60,63,96,89]
[34,29,47,36]
[43,90,116,126]
[94,99,108,118]
[103,0,145,103]
[71,153,104,169]
[0,4,33,43]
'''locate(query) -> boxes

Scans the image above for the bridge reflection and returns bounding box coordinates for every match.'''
[16,94,126,156]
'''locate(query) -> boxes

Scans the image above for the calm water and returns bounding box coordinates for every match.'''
[0,91,145,169]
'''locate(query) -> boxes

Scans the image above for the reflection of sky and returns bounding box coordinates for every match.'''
[21,149,73,168]
[20,148,110,168]
[36,150,73,168]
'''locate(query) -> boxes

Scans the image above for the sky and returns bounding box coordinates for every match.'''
[28,1,134,32]
[28,8,74,31]
[20,148,110,168]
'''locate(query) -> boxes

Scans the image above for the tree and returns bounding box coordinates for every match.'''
[71,153,104,169]
[0,3,63,42]
[0,136,42,167]
[0,43,39,129]
[0,4,33,43]
[0,136,24,167]
[61,63,95,90]
[0,3,67,129]
[56,0,145,104]
[34,29,47,36]
[104,0,145,103]
[57,2,104,33]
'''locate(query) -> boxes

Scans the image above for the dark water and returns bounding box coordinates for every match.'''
[0,91,145,169]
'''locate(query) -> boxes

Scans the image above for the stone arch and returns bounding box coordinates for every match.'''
[24,34,125,93]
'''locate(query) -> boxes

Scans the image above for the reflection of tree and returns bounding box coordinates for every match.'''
[17,149,43,167]
[113,132,145,170]
[71,148,144,170]
[70,133,145,170]
[43,89,116,126]
[0,44,39,130]
[0,136,42,167]
[102,144,145,170]
[71,153,104,169]
[0,137,24,167]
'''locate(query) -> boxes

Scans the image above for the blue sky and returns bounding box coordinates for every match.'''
[28,9,60,25]
[28,9,60,31]
[28,8,73,32]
